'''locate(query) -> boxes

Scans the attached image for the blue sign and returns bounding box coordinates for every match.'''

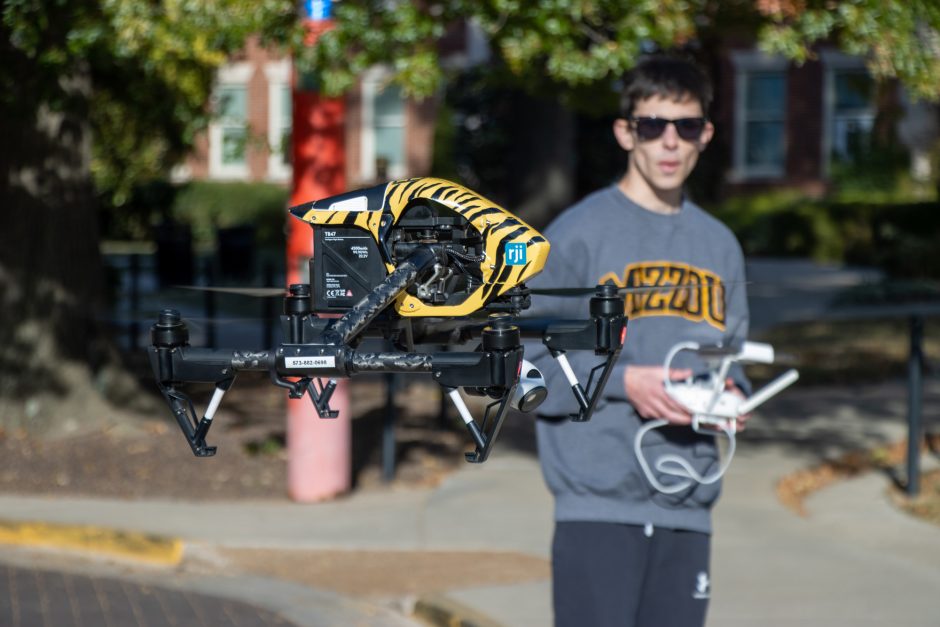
[505,242,527,266]
[303,0,332,20]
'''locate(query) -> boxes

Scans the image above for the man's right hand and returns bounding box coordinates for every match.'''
[625,365,694,425]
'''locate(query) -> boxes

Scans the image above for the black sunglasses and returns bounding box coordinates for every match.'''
[627,116,708,142]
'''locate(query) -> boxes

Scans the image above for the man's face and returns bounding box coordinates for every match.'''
[613,94,714,197]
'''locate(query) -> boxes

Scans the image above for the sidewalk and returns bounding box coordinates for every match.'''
[0,379,938,626]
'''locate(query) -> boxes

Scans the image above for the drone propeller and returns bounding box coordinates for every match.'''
[530,281,750,297]
[173,285,286,298]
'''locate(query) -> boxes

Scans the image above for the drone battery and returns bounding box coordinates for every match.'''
[312,226,387,313]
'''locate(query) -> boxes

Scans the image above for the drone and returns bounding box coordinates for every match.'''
[149,177,627,463]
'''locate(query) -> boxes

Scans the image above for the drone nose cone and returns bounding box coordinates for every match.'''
[288,204,312,221]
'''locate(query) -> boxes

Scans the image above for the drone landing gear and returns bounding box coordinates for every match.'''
[270,371,339,418]
[156,384,226,457]
[445,387,516,463]
[540,284,627,421]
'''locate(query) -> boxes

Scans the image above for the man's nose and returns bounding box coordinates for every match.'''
[661,122,680,148]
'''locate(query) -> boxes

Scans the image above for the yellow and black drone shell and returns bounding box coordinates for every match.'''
[289,177,550,317]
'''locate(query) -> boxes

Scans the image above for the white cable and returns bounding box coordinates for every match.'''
[634,418,737,494]
[662,341,700,396]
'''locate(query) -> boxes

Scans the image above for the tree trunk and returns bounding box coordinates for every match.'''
[0,68,137,435]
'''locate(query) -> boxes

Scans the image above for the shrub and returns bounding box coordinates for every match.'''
[170,181,290,250]
[708,193,940,279]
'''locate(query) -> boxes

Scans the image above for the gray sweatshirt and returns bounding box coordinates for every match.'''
[525,185,749,534]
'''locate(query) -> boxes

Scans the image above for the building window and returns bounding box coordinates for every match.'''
[209,62,252,179]
[277,86,291,165]
[266,59,292,182]
[731,51,788,181]
[361,68,406,181]
[219,86,248,165]
[822,51,875,175]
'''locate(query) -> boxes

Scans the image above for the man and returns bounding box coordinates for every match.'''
[526,55,750,627]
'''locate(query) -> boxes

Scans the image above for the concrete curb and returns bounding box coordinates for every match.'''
[413,594,505,627]
[0,519,184,566]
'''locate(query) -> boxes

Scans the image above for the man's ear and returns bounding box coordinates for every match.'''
[698,121,715,151]
[613,118,634,152]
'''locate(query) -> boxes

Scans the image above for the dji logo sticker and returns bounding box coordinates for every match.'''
[505,242,526,266]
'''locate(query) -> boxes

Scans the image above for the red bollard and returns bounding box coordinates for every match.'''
[286,380,350,501]
[286,68,351,502]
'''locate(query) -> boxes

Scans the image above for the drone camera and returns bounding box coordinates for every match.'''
[511,359,548,413]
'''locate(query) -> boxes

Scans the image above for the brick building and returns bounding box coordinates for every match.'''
[177,35,929,202]
[176,36,451,189]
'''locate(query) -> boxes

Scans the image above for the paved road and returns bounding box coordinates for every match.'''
[0,561,297,627]
[0,547,420,627]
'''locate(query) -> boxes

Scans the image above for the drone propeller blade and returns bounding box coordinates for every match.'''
[529,287,604,297]
[531,281,749,297]
[173,285,286,298]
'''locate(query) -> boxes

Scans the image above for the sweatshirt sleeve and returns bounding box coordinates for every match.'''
[724,240,752,396]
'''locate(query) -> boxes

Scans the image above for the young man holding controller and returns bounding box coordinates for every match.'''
[527,55,751,627]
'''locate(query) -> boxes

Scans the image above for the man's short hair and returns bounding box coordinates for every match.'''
[619,55,713,119]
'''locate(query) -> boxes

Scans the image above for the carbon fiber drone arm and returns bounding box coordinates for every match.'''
[149,244,525,461]
[147,335,272,457]
[149,313,522,462]
[519,284,625,422]
[425,284,627,422]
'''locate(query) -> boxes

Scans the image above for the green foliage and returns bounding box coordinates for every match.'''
[99,180,289,251]
[2,0,295,205]
[171,181,289,250]
[710,193,940,278]
[5,0,939,213]
[300,0,706,101]
[757,0,940,101]
[306,1,940,104]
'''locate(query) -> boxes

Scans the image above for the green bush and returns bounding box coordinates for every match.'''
[170,181,290,250]
[100,179,292,251]
[709,193,940,279]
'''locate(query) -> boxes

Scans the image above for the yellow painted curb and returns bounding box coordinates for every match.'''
[413,594,504,627]
[0,520,183,566]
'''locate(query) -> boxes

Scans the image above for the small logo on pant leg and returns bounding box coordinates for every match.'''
[693,571,710,599]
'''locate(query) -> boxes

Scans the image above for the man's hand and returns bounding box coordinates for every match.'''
[725,378,752,432]
[625,365,694,425]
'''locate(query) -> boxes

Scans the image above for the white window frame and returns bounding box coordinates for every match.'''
[265,59,292,183]
[360,66,407,181]
[821,50,876,178]
[729,50,789,182]
[209,62,252,180]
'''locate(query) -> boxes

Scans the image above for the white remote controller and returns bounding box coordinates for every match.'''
[635,340,799,495]
[664,341,799,434]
